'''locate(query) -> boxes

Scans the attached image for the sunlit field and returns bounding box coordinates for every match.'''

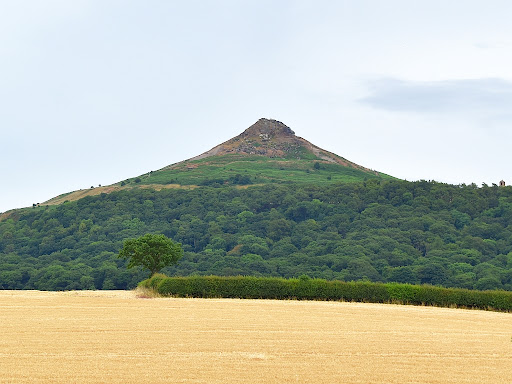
[1,290,510,383]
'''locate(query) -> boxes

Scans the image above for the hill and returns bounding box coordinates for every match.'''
[128,118,391,187]
[39,118,391,206]
[1,119,511,292]
[1,179,512,291]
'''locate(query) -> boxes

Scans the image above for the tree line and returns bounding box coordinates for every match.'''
[1,179,512,291]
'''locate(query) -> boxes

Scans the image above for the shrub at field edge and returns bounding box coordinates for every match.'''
[139,275,512,312]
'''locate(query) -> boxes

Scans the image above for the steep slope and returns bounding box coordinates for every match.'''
[40,118,391,206]
[122,118,391,188]
[187,118,368,168]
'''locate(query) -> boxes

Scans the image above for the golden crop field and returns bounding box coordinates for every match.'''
[1,290,511,384]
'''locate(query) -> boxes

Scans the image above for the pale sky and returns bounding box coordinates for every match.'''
[2,0,512,213]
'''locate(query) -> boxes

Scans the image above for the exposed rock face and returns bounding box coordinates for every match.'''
[176,118,371,172]
[225,118,304,158]
[240,118,295,139]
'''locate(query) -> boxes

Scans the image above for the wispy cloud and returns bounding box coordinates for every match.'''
[360,78,512,119]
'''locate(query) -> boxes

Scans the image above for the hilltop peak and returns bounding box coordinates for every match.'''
[181,118,374,173]
[241,118,295,139]
[186,118,306,160]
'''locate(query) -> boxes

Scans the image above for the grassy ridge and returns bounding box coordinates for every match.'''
[130,155,392,186]
[140,275,512,312]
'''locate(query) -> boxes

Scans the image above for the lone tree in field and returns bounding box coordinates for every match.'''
[118,233,183,277]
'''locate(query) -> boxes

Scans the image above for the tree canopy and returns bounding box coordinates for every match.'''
[1,180,512,291]
[118,234,183,277]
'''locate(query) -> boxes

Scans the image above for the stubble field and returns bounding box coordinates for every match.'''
[0,290,511,384]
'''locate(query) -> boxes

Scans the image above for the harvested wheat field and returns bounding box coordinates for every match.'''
[0,290,511,384]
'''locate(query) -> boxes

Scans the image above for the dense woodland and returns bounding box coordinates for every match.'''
[1,179,512,291]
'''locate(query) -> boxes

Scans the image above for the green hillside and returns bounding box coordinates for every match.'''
[122,155,391,188]
[119,118,392,188]
[35,118,392,207]
[1,180,512,291]
[2,119,510,292]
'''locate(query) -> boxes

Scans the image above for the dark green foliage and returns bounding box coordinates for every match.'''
[1,180,512,291]
[229,174,252,185]
[118,233,183,277]
[140,275,512,312]
[198,174,252,187]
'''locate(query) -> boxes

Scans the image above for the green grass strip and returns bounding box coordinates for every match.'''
[139,275,512,312]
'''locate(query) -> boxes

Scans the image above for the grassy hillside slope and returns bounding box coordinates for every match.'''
[121,155,391,188]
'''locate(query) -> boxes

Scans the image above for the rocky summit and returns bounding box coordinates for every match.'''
[239,118,296,140]
[204,118,306,159]
[187,118,369,171]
